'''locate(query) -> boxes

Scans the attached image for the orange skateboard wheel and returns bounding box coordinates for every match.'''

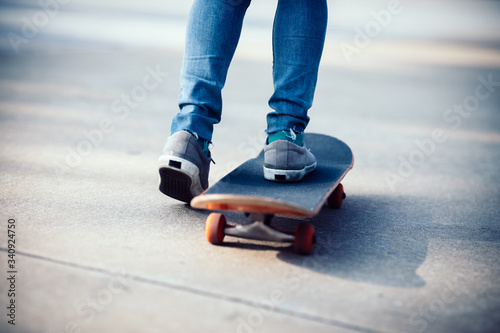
[327,183,344,209]
[205,213,226,245]
[294,223,315,255]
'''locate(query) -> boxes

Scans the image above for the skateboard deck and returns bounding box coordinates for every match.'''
[191,133,353,255]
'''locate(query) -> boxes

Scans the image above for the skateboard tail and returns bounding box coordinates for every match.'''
[192,160,353,218]
[191,194,314,217]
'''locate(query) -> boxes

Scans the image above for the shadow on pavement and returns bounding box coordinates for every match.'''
[276,195,428,288]
[197,194,429,288]
[274,194,500,289]
[211,193,498,289]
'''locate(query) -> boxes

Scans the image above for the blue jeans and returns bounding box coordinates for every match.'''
[171,0,328,142]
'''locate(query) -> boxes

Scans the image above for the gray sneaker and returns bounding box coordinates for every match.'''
[263,139,317,182]
[158,131,211,202]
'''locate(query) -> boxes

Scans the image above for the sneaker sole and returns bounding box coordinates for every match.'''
[159,167,195,203]
[263,162,317,183]
[158,156,204,203]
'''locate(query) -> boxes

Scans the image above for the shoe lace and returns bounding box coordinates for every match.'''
[285,128,297,141]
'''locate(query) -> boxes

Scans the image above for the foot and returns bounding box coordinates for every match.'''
[263,131,316,182]
[158,131,211,203]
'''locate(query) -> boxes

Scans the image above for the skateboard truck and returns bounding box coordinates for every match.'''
[205,212,317,255]
[225,213,294,243]
[202,183,346,255]
[201,183,346,255]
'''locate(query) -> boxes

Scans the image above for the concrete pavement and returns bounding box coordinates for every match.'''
[1,0,499,332]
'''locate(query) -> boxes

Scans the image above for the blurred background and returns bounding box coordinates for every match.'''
[1,1,500,333]
[1,0,499,182]
[1,0,500,65]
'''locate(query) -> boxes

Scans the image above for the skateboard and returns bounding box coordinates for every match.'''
[190,133,354,255]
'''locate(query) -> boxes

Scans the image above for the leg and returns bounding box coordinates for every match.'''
[171,0,252,143]
[267,0,328,134]
[160,0,251,202]
[263,0,327,182]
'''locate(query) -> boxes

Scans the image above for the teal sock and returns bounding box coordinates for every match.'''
[197,138,211,158]
[268,130,304,146]
[185,130,211,158]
